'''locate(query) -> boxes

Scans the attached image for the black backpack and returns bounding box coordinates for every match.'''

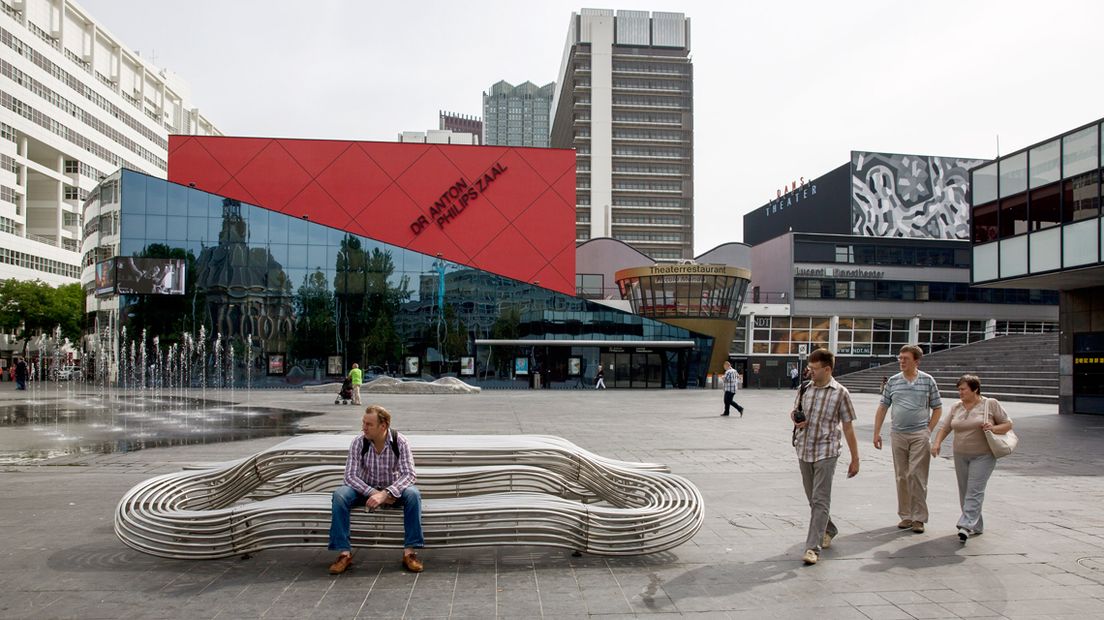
[361,428,401,460]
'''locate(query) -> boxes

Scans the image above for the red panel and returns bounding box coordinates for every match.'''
[168,136,577,294]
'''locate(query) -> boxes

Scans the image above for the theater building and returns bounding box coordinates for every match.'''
[969,118,1104,414]
[80,137,720,388]
[739,151,1058,387]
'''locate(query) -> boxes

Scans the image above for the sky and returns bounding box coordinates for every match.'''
[79,0,1104,255]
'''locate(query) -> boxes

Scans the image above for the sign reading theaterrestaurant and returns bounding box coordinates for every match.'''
[409,162,509,236]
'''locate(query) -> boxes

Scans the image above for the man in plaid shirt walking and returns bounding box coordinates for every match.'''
[328,405,425,574]
[720,361,744,417]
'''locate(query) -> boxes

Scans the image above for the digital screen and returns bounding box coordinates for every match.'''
[114,257,186,295]
[94,259,116,296]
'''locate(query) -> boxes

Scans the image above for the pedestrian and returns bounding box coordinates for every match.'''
[872,345,942,534]
[880,376,888,394]
[930,374,1013,543]
[348,363,363,405]
[720,361,744,417]
[328,405,424,574]
[14,357,28,391]
[790,348,859,565]
[595,367,605,389]
[790,365,800,389]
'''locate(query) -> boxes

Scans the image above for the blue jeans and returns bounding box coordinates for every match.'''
[328,485,424,552]
[953,453,996,533]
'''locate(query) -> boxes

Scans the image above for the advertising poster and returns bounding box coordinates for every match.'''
[567,357,582,376]
[404,356,420,376]
[115,257,186,295]
[514,357,529,376]
[460,356,475,376]
[327,356,343,376]
[94,258,116,296]
[267,353,285,375]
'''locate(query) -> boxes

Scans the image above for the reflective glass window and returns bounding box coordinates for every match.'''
[972,162,998,204]
[1029,140,1060,188]
[1063,125,1098,178]
[999,152,1027,198]
[1064,171,1100,222]
[998,193,1028,238]
[1029,184,1061,230]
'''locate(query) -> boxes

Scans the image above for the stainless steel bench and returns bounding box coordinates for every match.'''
[114,434,704,559]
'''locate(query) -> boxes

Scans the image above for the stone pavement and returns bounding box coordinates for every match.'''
[1,385,1104,619]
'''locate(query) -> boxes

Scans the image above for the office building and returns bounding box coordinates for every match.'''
[398,129,478,145]
[0,0,218,286]
[739,150,1058,386]
[550,9,693,261]
[969,118,1104,414]
[482,80,553,148]
[439,110,482,140]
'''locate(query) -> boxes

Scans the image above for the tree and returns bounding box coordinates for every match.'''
[0,279,84,352]
[334,237,410,368]
[290,270,336,360]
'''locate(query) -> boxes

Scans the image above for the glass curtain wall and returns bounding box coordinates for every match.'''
[99,171,711,387]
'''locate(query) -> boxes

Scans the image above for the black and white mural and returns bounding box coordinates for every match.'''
[851,151,986,239]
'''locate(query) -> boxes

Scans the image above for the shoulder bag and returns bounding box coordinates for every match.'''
[983,397,1018,458]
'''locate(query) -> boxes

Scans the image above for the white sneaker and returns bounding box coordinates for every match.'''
[802,549,819,565]
[957,527,969,543]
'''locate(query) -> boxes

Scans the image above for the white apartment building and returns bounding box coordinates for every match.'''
[0,0,218,287]
[550,9,693,261]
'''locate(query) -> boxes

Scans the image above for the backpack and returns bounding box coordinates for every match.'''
[361,428,401,460]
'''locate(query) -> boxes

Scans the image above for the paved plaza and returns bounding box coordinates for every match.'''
[1,385,1103,619]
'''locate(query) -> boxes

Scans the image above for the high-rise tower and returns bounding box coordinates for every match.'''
[551,9,693,260]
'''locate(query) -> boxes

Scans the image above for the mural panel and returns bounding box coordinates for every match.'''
[851,151,986,239]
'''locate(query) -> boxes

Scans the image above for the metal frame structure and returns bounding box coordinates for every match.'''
[114,434,704,559]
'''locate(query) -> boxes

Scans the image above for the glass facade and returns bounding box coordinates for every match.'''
[85,170,713,388]
[617,270,747,319]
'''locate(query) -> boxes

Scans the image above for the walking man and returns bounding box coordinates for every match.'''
[595,367,605,389]
[873,345,942,533]
[328,405,424,574]
[791,348,859,565]
[14,356,28,390]
[720,361,744,417]
[348,363,363,405]
[790,364,800,389]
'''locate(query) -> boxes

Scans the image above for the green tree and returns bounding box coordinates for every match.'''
[0,279,83,352]
[335,237,409,368]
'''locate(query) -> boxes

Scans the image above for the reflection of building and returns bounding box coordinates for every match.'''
[0,0,218,287]
[741,151,1059,387]
[969,118,1104,415]
[82,137,720,388]
[193,198,294,351]
[482,81,553,147]
[550,9,694,260]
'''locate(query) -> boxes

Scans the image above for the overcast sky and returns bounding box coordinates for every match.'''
[80,0,1104,254]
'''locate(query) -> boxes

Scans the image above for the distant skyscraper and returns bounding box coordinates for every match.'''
[550,9,693,261]
[482,81,554,147]
[439,111,482,143]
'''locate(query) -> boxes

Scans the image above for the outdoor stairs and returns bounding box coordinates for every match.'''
[835,333,1058,405]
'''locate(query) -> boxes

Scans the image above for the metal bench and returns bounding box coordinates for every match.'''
[114,434,703,559]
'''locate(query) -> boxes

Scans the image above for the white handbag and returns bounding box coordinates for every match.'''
[983,397,1018,458]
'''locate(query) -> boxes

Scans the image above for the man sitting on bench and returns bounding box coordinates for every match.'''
[328,405,424,574]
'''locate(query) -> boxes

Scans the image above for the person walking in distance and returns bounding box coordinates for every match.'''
[328,405,424,574]
[872,345,942,534]
[595,367,605,389]
[791,348,860,565]
[348,363,363,405]
[720,361,744,417]
[14,357,27,390]
[790,365,800,389]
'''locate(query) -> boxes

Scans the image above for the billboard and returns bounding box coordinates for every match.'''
[94,259,116,297]
[114,257,186,295]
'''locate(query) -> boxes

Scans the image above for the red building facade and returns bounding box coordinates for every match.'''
[167,136,577,294]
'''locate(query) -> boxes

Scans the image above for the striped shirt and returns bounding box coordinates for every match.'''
[723,368,740,392]
[880,370,942,433]
[793,378,857,463]
[343,431,417,498]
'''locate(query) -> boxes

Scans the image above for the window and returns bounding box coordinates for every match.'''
[973,162,998,204]
[1029,140,1060,188]
[835,245,853,263]
[999,152,1027,198]
[1064,171,1100,222]
[998,193,1028,238]
[1029,183,1061,230]
[1063,125,1098,178]
[973,202,998,242]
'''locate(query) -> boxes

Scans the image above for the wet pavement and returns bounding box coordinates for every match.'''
[1,385,1103,619]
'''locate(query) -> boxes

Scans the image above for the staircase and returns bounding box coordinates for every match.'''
[835,333,1058,405]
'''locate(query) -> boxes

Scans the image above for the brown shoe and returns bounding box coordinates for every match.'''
[897,519,913,529]
[402,552,424,573]
[328,552,352,575]
[911,522,925,533]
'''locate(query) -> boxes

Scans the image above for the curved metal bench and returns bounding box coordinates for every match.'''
[114,434,704,559]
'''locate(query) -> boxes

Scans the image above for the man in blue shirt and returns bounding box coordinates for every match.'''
[873,345,942,533]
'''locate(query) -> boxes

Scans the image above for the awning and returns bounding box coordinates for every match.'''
[474,339,696,348]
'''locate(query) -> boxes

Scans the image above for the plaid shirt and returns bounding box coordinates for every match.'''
[723,368,740,392]
[793,378,857,463]
[343,431,417,498]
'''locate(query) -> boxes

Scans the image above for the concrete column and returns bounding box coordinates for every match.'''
[985,318,997,339]
[55,154,64,245]
[16,136,27,220]
[909,316,920,345]
[829,315,839,354]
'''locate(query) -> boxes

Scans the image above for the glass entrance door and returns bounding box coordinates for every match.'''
[600,351,666,388]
